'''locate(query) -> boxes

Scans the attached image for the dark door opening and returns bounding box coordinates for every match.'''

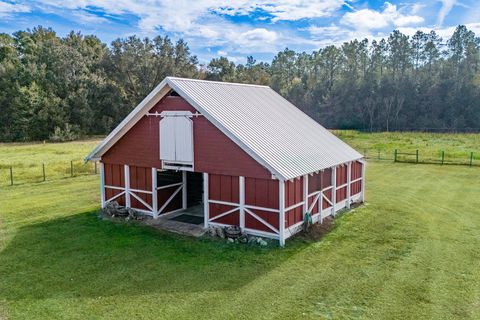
[186,171,203,208]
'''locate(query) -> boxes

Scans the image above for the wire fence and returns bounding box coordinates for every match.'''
[364,149,478,166]
[0,148,478,187]
[0,160,99,186]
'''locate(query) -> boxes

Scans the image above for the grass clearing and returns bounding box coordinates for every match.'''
[0,139,101,185]
[1,154,480,318]
[334,131,480,163]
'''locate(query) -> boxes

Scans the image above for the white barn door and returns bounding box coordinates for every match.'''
[159,112,194,167]
[174,117,193,163]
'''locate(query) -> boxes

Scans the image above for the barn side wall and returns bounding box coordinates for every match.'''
[207,173,280,239]
[102,95,271,179]
[283,160,365,240]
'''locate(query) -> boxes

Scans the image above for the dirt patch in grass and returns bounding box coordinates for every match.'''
[298,216,335,241]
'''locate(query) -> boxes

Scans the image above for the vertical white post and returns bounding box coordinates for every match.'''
[303,174,308,216]
[203,173,209,229]
[279,180,286,247]
[346,162,351,209]
[124,164,130,208]
[152,168,158,218]
[100,162,105,208]
[361,161,366,202]
[182,171,187,210]
[332,166,337,216]
[239,176,245,231]
[319,170,324,223]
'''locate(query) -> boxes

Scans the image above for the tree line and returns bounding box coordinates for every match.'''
[0,25,479,142]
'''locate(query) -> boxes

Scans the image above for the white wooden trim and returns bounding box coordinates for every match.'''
[285,202,304,212]
[347,162,351,209]
[209,207,239,222]
[279,180,286,247]
[308,193,321,213]
[203,173,209,229]
[104,185,124,191]
[303,174,308,215]
[124,165,131,208]
[100,162,105,208]
[129,188,152,194]
[182,171,187,210]
[208,199,239,206]
[239,176,245,231]
[157,185,182,215]
[332,166,337,216]
[152,168,158,218]
[319,189,324,223]
[156,182,183,190]
[130,192,153,211]
[322,185,333,192]
[351,177,362,184]
[105,191,126,203]
[243,227,279,240]
[244,208,279,234]
[361,161,366,202]
[336,182,348,189]
[322,193,333,206]
[245,205,279,213]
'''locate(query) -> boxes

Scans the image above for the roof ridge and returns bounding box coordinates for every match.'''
[166,76,270,89]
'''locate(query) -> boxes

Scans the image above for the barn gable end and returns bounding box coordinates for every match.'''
[102,95,271,179]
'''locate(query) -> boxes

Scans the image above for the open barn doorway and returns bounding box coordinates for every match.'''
[156,170,204,226]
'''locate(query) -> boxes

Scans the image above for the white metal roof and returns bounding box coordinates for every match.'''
[87,77,363,180]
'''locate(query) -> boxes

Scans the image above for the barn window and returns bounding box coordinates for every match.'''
[159,111,194,170]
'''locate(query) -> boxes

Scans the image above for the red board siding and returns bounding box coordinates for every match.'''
[336,165,348,185]
[209,203,239,225]
[284,178,303,227]
[209,174,239,203]
[103,163,125,206]
[158,187,182,214]
[245,209,278,233]
[351,161,362,180]
[102,96,270,179]
[129,166,152,211]
[322,169,333,209]
[244,177,279,232]
[351,180,362,195]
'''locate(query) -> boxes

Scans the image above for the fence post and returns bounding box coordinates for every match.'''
[470,152,474,167]
[70,161,73,177]
[394,149,397,162]
[42,163,46,181]
[441,151,444,165]
[416,150,419,163]
[10,167,13,186]
[94,161,97,174]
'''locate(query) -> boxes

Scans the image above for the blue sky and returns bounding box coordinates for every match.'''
[0,0,479,63]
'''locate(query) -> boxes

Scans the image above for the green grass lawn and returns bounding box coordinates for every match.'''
[0,139,101,185]
[1,157,480,319]
[334,131,480,164]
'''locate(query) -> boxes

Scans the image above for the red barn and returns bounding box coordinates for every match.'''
[86,77,365,246]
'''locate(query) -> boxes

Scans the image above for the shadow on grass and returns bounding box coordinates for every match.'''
[0,211,302,300]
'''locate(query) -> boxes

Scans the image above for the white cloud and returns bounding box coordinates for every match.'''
[71,10,109,24]
[341,2,424,31]
[236,28,278,46]
[437,0,457,26]
[0,1,30,17]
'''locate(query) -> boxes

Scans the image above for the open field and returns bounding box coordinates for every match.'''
[1,138,480,319]
[0,139,101,185]
[335,131,480,164]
